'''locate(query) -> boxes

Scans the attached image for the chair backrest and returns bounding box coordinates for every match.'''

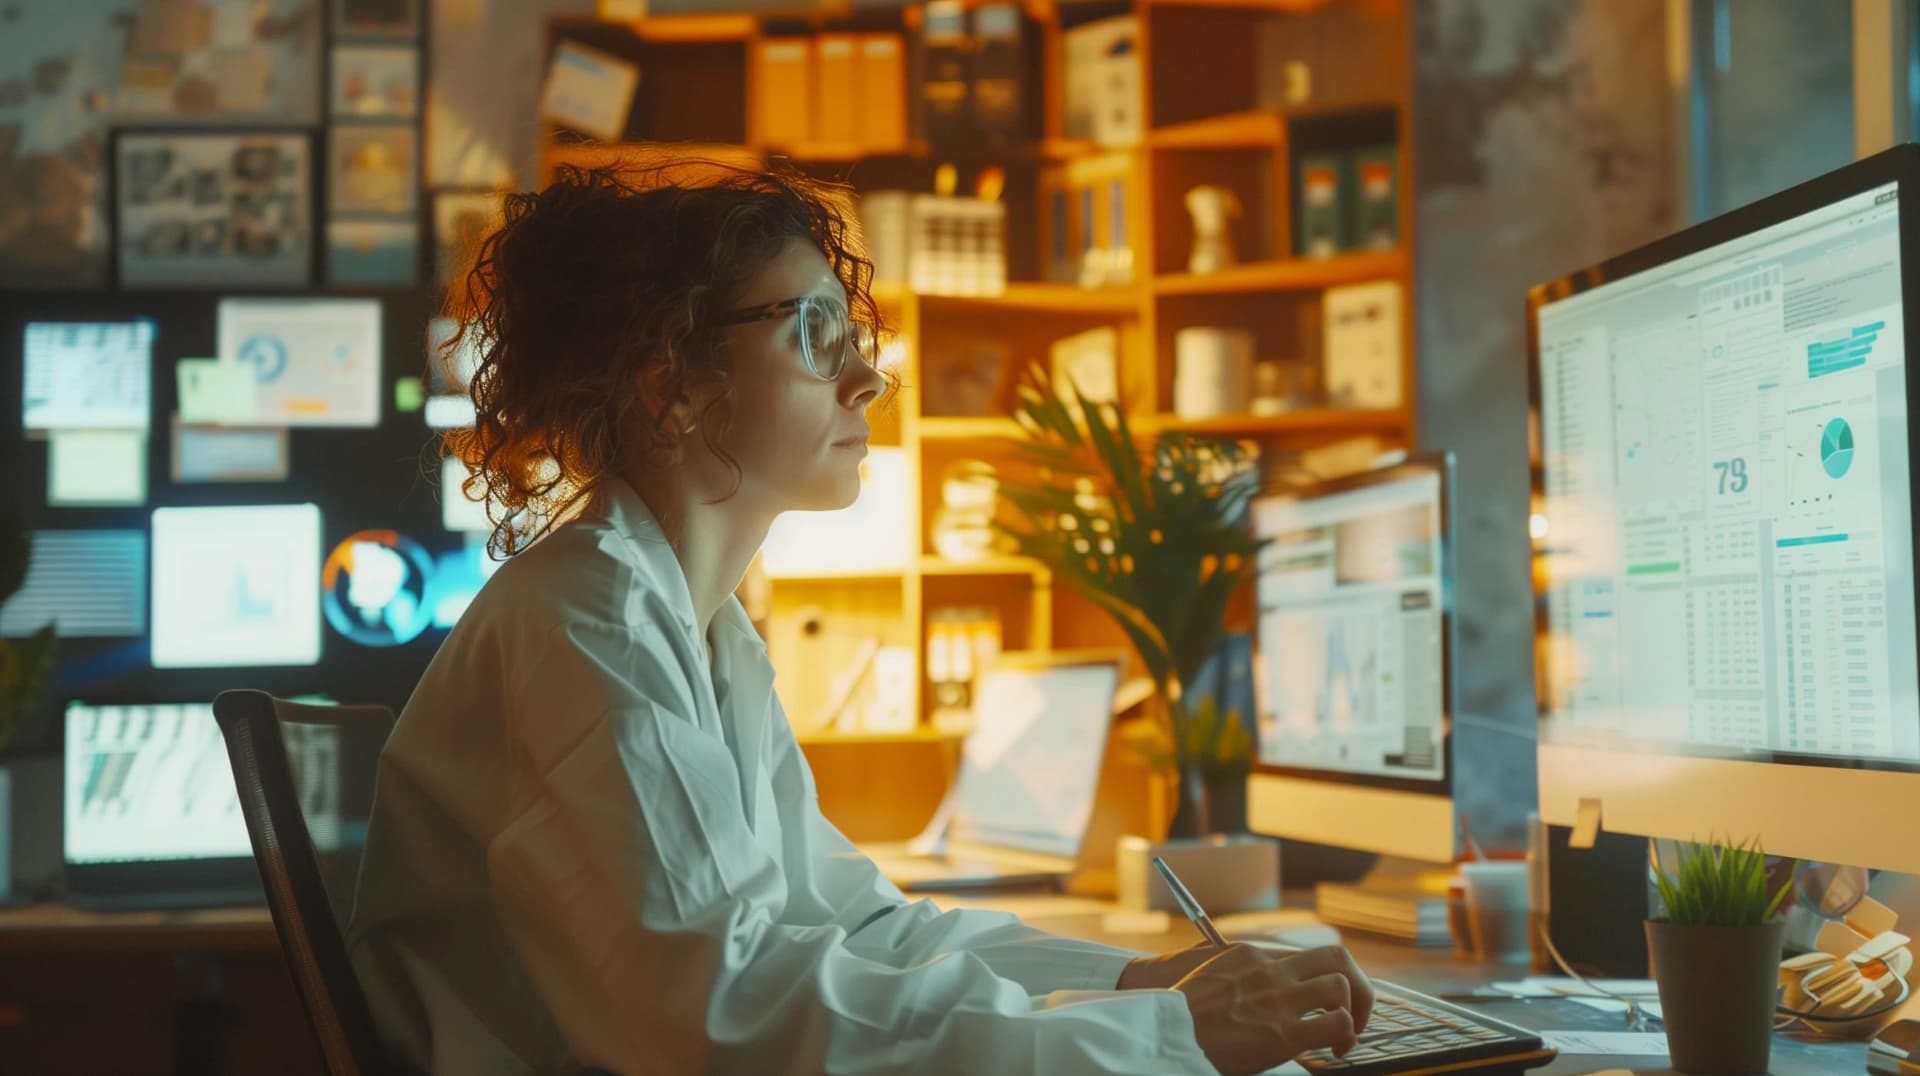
[213,688,396,1076]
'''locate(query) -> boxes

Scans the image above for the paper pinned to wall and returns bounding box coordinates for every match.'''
[177,357,259,424]
[48,429,148,506]
[171,418,289,483]
[540,40,640,142]
[0,531,148,638]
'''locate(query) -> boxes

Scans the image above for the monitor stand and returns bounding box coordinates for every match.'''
[1312,855,1456,947]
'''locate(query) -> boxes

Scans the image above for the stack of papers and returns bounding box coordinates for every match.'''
[1314,879,1451,946]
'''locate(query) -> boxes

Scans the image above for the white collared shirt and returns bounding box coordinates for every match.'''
[346,480,1212,1074]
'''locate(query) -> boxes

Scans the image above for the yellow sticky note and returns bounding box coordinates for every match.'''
[177,358,258,424]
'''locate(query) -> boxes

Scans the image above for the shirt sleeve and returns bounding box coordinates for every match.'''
[764,716,1154,999]
[485,622,1215,1076]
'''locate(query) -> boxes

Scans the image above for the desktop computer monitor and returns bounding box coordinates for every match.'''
[1245,455,1457,864]
[1531,143,1920,875]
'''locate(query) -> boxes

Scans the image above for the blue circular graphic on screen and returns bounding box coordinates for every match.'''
[237,334,288,382]
[322,530,436,647]
[1820,417,1854,479]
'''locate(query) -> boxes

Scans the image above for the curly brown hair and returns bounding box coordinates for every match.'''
[439,158,891,557]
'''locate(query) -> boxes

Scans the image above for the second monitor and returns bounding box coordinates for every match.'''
[1246,455,1457,865]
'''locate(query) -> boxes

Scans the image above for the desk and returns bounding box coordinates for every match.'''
[939,892,1875,1076]
[0,895,1882,1075]
[0,902,317,1076]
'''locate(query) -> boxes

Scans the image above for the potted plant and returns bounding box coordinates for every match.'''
[0,505,59,901]
[1646,836,1793,1075]
[994,363,1264,839]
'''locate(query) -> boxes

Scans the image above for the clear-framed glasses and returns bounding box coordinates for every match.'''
[716,293,877,381]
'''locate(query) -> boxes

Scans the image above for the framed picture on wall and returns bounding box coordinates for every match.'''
[330,124,418,215]
[432,189,504,291]
[111,127,316,289]
[331,45,419,118]
[327,218,420,287]
[333,0,420,39]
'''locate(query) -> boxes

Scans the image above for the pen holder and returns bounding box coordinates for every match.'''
[1117,834,1280,915]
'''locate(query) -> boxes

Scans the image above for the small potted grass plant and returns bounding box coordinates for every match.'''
[1646,837,1793,1075]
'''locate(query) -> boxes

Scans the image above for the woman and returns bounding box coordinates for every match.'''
[347,161,1374,1075]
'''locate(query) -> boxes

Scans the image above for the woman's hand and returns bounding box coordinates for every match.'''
[1116,942,1219,990]
[1168,943,1375,1076]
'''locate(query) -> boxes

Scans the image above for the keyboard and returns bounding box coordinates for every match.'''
[1294,981,1555,1075]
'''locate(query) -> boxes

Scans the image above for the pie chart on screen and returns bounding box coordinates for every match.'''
[1821,418,1854,479]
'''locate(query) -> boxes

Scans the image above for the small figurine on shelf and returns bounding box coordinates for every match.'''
[1184,186,1241,276]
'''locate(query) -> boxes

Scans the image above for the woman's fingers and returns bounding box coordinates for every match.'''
[1290,1004,1359,1054]
[1276,946,1376,1030]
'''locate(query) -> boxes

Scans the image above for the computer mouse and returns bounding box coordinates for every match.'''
[1267,922,1343,951]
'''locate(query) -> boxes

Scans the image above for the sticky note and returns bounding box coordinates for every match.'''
[48,429,148,506]
[395,376,425,414]
[177,358,258,424]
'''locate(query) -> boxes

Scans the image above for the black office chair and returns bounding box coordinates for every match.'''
[212,688,399,1076]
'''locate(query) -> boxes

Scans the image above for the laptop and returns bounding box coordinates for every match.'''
[61,697,341,911]
[861,650,1123,892]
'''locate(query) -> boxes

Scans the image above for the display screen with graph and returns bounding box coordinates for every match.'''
[1250,464,1449,784]
[1536,179,1920,766]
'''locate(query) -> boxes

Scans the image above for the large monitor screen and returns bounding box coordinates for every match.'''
[1252,467,1448,784]
[151,504,323,669]
[1536,181,1920,765]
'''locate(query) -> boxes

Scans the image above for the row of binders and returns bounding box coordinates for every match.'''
[749,33,911,153]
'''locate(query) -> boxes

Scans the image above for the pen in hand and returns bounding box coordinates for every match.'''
[1152,855,1228,950]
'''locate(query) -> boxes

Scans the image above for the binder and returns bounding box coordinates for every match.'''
[970,2,1026,139]
[1351,143,1399,250]
[917,0,972,146]
[814,34,859,147]
[857,34,909,151]
[750,37,814,149]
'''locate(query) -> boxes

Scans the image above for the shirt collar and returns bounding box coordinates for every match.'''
[594,476,769,661]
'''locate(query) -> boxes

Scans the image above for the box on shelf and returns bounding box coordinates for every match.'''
[860,191,1006,297]
[1323,280,1403,409]
[1351,144,1398,250]
[814,34,860,145]
[857,33,909,150]
[1293,150,1347,258]
[1063,15,1142,147]
[750,37,814,148]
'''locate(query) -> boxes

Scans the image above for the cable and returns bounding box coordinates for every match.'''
[1538,917,1655,1031]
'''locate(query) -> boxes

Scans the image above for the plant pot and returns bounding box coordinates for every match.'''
[1645,918,1785,1075]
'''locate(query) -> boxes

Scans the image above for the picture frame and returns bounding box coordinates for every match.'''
[333,0,420,39]
[327,217,420,287]
[331,44,419,118]
[330,124,418,215]
[432,188,504,291]
[110,126,316,289]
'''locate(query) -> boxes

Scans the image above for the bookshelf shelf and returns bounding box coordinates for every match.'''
[796,728,964,746]
[918,283,1141,316]
[1153,251,1407,295]
[1139,409,1411,438]
[918,556,1050,577]
[1148,110,1287,149]
[919,417,1025,441]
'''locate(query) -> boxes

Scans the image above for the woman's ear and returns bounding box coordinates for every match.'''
[637,365,697,434]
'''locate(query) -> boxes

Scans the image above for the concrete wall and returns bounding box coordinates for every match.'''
[1411,0,1679,847]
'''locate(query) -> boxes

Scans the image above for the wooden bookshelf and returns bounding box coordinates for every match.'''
[538,1,1418,841]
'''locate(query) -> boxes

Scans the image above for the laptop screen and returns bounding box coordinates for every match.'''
[948,659,1120,858]
[63,701,253,866]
